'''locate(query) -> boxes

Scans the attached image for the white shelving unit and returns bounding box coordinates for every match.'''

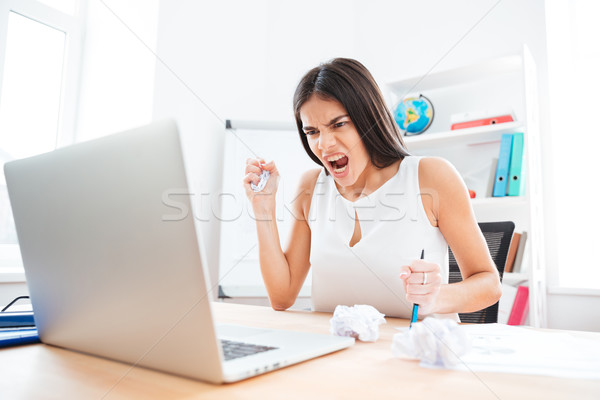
[402,121,523,151]
[386,46,547,327]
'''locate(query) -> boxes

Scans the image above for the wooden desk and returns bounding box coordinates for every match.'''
[1,303,599,399]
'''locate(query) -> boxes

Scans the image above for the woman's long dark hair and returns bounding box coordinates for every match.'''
[293,58,410,173]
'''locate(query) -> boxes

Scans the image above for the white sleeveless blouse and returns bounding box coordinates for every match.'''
[308,156,457,320]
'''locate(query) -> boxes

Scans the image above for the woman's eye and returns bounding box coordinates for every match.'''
[305,130,318,136]
[333,121,346,128]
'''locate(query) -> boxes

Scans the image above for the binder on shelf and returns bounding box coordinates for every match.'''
[512,231,528,273]
[508,285,529,325]
[508,132,525,196]
[493,133,514,197]
[504,232,522,273]
[449,109,515,130]
[451,114,514,130]
[487,157,499,197]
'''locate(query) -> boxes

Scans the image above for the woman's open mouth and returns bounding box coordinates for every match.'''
[326,154,349,176]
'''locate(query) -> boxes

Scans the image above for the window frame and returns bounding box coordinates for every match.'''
[0,0,86,282]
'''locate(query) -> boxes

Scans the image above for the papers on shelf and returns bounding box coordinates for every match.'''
[433,324,600,380]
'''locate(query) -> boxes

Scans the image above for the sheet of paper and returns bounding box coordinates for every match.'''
[433,324,600,379]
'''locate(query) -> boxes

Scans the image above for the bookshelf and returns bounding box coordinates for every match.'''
[402,121,524,151]
[386,46,547,327]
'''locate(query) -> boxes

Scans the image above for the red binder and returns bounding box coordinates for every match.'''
[451,114,514,130]
[508,285,529,325]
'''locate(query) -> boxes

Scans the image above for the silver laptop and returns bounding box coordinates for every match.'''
[4,119,353,383]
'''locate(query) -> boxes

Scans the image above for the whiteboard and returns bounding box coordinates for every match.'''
[218,121,317,297]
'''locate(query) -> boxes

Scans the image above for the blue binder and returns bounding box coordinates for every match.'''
[0,328,39,348]
[0,311,38,348]
[507,132,525,196]
[493,133,514,197]
[0,311,35,328]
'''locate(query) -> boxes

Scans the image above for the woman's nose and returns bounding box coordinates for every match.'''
[318,128,336,151]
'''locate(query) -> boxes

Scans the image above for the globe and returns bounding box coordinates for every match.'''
[393,95,434,135]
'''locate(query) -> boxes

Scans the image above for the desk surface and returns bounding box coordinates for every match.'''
[1,302,599,399]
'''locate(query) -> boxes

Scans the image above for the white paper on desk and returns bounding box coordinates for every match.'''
[436,324,600,380]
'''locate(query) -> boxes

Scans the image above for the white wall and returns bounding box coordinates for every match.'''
[547,293,600,332]
[154,0,551,118]
[75,0,159,141]
[0,282,27,309]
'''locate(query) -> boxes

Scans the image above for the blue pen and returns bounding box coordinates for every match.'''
[409,249,425,329]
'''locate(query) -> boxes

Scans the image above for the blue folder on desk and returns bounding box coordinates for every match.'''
[0,311,39,348]
[0,328,40,348]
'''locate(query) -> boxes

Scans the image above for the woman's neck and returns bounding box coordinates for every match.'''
[336,159,402,201]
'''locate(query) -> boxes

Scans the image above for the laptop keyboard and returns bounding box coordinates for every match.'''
[220,339,278,361]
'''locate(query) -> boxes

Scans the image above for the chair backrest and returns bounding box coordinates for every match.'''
[448,221,515,323]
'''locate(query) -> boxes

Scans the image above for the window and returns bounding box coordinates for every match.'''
[0,0,85,278]
[545,0,600,290]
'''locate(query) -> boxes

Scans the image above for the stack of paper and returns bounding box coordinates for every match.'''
[437,324,600,379]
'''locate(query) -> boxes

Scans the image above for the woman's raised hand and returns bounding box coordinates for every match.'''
[243,158,279,218]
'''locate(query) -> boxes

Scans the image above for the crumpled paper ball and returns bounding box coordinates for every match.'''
[329,304,386,342]
[250,169,270,192]
[391,317,471,368]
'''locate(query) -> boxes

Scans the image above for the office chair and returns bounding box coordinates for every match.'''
[448,221,515,323]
